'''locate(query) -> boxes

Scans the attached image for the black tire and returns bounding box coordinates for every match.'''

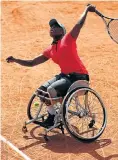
[27,94,48,125]
[62,87,107,143]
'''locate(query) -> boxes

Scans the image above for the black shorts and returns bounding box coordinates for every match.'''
[68,72,89,83]
[39,73,89,97]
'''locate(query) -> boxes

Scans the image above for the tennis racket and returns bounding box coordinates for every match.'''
[95,9,118,44]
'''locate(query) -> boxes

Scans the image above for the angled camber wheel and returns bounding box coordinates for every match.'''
[62,87,107,143]
[27,94,48,125]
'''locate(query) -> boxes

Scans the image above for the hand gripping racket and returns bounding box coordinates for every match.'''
[95,9,118,44]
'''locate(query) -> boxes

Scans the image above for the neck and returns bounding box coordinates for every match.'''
[53,35,63,42]
[51,35,63,45]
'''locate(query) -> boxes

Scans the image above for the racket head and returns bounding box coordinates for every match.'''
[107,19,118,44]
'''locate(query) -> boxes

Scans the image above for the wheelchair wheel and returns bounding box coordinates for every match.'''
[62,87,107,143]
[27,93,48,125]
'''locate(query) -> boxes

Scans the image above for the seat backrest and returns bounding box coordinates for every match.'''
[68,80,89,93]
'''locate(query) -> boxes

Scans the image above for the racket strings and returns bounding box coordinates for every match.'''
[108,20,118,43]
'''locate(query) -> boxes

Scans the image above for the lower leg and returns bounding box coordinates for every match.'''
[39,105,56,128]
[47,105,56,115]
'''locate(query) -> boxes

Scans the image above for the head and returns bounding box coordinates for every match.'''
[49,19,66,39]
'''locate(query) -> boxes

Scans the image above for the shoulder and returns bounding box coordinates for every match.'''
[62,32,76,44]
[42,45,52,58]
[44,45,52,52]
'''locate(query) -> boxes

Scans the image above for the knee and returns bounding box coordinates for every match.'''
[47,86,57,98]
[38,86,47,92]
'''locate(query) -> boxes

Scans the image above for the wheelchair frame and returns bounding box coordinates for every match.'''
[22,80,107,142]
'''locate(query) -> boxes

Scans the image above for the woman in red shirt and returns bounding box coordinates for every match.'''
[6,4,96,128]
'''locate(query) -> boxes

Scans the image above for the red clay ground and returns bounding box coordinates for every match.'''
[1,1,118,160]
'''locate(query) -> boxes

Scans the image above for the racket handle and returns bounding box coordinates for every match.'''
[95,9,104,17]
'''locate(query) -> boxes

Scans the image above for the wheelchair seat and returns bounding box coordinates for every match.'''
[67,80,89,93]
[37,80,89,105]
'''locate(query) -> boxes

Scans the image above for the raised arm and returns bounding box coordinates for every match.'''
[6,54,49,67]
[70,4,96,39]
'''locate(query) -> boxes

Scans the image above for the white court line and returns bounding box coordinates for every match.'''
[0,135,31,160]
[2,0,118,1]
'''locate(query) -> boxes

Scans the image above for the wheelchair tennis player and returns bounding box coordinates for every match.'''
[6,4,96,128]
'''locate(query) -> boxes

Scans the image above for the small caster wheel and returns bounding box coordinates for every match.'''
[44,135,49,142]
[61,129,64,134]
[59,122,64,134]
[42,116,44,121]
[22,126,28,133]
[60,126,64,134]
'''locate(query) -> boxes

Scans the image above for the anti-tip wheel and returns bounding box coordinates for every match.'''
[22,126,28,133]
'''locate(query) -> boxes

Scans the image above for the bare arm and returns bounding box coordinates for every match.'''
[70,4,96,39]
[32,54,49,66]
[6,54,49,67]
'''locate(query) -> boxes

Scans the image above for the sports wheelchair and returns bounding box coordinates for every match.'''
[22,80,107,142]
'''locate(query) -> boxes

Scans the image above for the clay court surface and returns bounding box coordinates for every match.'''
[1,1,118,160]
